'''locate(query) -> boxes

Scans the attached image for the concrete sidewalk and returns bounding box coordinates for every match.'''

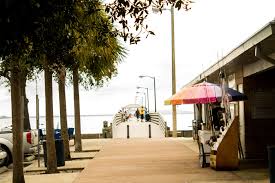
[73,138,269,183]
[0,138,269,183]
[0,139,109,183]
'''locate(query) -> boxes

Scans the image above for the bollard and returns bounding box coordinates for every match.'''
[149,124,151,138]
[127,125,130,139]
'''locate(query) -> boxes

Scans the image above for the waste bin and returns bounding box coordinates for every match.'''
[43,139,65,167]
[268,146,275,183]
[54,129,61,139]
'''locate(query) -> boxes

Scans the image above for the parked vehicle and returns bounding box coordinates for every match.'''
[0,126,39,167]
[0,149,7,166]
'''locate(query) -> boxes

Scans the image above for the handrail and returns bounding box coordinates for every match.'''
[149,112,167,137]
[112,112,167,137]
[112,113,124,126]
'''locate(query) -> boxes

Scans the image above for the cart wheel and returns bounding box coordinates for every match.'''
[199,143,206,168]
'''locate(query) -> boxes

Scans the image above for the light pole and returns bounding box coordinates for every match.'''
[139,75,156,112]
[170,6,177,138]
[136,91,146,108]
[137,86,149,112]
[152,5,177,137]
[35,79,40,167]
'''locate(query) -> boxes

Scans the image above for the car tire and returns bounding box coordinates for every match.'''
[0,145,11,167]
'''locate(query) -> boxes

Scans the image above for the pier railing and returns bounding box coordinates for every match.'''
[113,113,123,126]
[112,112,167,138]
[149,112,167,137]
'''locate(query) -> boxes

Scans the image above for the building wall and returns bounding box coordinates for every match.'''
[243,67,275,159]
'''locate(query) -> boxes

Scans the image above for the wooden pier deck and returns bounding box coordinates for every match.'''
[73,138,268,183]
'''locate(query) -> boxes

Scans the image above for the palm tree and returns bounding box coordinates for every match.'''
[73,65,82,152]
[70,1,126,151]
[44,59,58,173]
[58,66,71,159]
[10,59,25,183]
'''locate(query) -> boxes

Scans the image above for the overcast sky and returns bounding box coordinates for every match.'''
[0,0,275,117]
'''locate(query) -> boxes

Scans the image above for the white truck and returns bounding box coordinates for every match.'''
[0,126,39,167]
[0,149,7,163]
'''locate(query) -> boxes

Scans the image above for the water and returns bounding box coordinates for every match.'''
[0,113,193,134]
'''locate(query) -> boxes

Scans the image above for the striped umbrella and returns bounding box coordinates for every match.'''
[164,81,247,105]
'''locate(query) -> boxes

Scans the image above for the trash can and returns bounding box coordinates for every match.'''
[268,146,275,183]
[43,139,65,167]
[54,129,61,140]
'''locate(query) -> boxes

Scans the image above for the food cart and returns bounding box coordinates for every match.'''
[165,81,247,169]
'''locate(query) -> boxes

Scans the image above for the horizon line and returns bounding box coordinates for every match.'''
[0,110,193,119]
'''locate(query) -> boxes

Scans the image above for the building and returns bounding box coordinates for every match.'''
[186,20,275,160]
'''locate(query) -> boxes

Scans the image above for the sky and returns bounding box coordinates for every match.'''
[0,0,275,117]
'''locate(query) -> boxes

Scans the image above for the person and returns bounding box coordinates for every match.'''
[135,108,140,121]
[139,106,145,122]
[145,111,151,122]
[211,104,225,131]
[125,109,130,121]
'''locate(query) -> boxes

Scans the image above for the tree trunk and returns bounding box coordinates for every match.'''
[44,60,58,173]
[58,67,70,160]
[11,65,25,183]
[21,76,31,131]
[73,66,82,152]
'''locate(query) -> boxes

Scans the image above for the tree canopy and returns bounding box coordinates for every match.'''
[105,0,193,44]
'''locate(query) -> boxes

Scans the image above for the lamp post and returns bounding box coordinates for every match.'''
[139,75,156,112]
[136,91,146,108]
[137,86,149,112]
[170,6,177,138]
[152,5,177,137]
[35,79,40,167]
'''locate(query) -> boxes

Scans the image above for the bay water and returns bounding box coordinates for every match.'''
[0,113,193,134]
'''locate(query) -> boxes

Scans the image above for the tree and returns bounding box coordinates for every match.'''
[0,55,40,131]
[10,57,25,183]
[68,1,126,151]
[57,66,71,159]
[32,0,76,172]
[72,65,82,151]
[44,59,58,173]
[105,0,192,44]
[0,0,35,182]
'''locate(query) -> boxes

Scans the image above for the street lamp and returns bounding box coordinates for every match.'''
[171,6,177,138]
[137,86,149,112]
[136,91,146,108]
[152,5,177,137]
[139,75,156,112]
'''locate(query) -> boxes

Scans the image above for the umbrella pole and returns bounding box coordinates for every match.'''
[208,104,215,136]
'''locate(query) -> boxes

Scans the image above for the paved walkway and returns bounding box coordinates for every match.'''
[73,138,269,183]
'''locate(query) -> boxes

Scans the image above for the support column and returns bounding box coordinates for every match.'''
[238,84,246,158]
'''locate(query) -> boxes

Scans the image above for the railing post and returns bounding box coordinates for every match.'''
[165,122,167,137]
[149,124,151,138]
[127,125,130,139]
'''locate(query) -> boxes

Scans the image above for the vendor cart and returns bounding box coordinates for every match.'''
[164,81,247,170]
[197,130,212,168]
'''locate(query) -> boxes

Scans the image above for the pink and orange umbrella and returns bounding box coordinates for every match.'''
[164,81,247,105]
